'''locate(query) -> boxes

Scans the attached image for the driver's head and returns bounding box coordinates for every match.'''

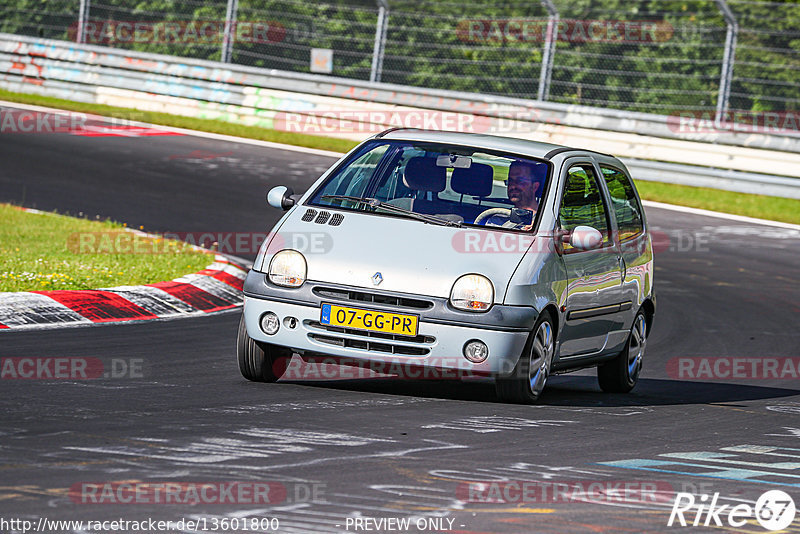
[506,161,541,210]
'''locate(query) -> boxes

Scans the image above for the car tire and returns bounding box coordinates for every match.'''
[495,310,555,404]
[237,314,291,382]
[597,310,647,393]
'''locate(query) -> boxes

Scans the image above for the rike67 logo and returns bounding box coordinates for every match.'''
[668,490,796,531]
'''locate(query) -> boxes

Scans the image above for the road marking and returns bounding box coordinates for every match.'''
[203,397,442,415]
[767,428,800,439]
[422,417,576,434]
[600,445,800,487]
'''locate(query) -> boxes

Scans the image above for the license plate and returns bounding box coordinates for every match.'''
[320,303,418,337]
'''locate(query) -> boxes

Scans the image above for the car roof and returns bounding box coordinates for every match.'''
[376,128,613,161]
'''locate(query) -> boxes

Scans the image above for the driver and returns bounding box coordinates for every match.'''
[484,161,543,230]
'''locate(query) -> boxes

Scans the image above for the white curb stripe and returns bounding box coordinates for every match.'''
[102,285,198,316]
[0,292,92,327]
[176,274,244,304]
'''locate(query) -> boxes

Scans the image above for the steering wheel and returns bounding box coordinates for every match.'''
[473,207,511,225]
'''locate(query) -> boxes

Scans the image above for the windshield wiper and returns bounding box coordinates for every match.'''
[320,195,462,227]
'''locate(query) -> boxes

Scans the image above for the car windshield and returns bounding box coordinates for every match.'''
[308,140,551,232]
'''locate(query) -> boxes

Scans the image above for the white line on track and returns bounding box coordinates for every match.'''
[642,200,800,230]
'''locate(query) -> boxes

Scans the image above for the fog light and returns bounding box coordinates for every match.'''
[463,340,488,363]
[260,312,280,335]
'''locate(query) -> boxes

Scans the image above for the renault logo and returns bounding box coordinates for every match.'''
[371,272,383,286]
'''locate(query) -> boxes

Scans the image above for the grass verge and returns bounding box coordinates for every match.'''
[2,89,798,224]
[0,204,211,292]
[635,181,800,225]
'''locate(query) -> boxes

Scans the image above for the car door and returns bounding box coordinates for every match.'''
[599,162,652,327]
[556,160,626,358]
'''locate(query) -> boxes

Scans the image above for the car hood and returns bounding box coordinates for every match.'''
[263,208,534,301]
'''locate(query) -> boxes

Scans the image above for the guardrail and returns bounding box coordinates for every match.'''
[1,32,799,199]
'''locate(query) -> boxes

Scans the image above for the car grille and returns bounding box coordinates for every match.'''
[312,286,433,310]
[306,321,435,356]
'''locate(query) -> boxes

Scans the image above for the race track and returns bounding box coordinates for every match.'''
[2,106,800,533]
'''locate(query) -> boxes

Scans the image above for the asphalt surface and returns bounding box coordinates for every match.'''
[2,107,800,534]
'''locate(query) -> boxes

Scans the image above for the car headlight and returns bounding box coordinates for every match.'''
[450,274,494,312]
[268,250,307,287]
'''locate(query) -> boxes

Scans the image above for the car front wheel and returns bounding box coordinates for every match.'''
[495,311,555,404]
[597,311,647,393]
[237,314,291,382]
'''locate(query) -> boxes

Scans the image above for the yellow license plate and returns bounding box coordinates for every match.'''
[320,303,418,336]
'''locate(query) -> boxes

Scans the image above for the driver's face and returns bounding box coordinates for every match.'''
[507,166,539,208]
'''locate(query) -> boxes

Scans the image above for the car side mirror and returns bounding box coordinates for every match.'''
[267,186,297,211]
[562,225,603,250]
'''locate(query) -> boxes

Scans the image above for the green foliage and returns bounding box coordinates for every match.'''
[2,0,798,113]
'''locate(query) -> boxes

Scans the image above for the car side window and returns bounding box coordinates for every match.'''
[373,148,422,201]
[559,165,611,250]
[320,144,389,199]
[601,166,644,241]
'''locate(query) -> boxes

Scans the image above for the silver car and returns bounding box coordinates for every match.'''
[238,129,655,403]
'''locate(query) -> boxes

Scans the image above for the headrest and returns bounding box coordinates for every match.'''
[451,163,493,197]
[403,157,446,192]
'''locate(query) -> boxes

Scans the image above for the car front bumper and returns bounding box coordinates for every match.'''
[242,270,537,376]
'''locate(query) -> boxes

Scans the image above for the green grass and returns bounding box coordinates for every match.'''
[0,204,211,292]
[635,180,800,225]
[1,89,798,224]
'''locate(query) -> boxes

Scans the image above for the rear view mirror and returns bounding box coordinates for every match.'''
[267,186,296,211]
[436,154,472,168]
[564,225,603,250]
